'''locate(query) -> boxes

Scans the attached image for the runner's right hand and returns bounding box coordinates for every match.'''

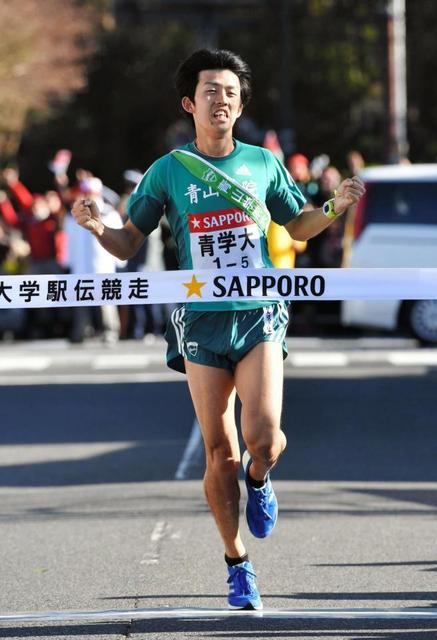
[72,198,104,236]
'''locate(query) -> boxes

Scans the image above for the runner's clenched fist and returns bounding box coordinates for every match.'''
[333,176,365,215]
[71,198,104,236]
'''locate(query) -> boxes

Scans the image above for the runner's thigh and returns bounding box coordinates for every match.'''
[234,341,284,442]
[185,360,239,457]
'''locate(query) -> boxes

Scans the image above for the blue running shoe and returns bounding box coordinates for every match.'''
[242,450,278,538]
[227,561,263,610]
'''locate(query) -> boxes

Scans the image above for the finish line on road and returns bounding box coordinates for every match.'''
[1,607,437,624]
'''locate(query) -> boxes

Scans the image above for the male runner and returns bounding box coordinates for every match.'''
[72,49,365,610]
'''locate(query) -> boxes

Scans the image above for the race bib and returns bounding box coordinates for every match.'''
[188,208,263,270]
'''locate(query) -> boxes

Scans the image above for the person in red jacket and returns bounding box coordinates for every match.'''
[1,168,63,274]
[1,168,66,337]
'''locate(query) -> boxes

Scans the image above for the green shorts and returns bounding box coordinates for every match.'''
[165,302,290,374]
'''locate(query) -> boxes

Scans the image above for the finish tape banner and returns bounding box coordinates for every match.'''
[0,268,436,309]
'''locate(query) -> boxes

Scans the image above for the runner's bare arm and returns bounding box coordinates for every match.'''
[72,197,145,259]
[285,176,365,241]
[285,207,332,241]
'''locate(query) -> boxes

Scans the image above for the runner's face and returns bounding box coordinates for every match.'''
[183,69,243,136]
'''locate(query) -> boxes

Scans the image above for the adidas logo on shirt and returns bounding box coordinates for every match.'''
[235,164,252,176]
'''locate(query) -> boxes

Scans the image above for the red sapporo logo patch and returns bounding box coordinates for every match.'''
[188,208,255,233]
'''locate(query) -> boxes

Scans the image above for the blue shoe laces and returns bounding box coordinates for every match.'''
[227,565,258,595]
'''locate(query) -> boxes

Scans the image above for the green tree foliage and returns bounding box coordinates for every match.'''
[20,23,195,190]
[17,0,437,191]
[0,0,98,161]
[222,0,388,165]
[406,0,437,161]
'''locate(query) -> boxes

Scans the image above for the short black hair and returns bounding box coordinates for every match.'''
[174,49,252,107]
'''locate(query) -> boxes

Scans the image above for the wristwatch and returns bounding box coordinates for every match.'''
[322,197,338,220]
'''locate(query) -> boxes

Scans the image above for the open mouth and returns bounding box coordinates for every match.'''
[212,110,228,121]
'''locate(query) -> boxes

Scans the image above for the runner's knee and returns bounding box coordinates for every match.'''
[245,430,286,466]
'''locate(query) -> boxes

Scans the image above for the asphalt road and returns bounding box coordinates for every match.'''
[0,338,436,639]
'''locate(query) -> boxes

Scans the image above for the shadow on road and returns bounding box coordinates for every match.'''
[311,561,437,572]
[100,590,437,603]
[0,442,186,487]
[0,372,436,486]
[0,617,436,638]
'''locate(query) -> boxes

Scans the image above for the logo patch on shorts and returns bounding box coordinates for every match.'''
[186,341,199,357]
[263,306,274,335]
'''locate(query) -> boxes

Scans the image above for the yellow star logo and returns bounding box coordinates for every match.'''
[182,274,206,298]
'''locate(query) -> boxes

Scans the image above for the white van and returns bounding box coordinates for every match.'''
[341,164,437,343]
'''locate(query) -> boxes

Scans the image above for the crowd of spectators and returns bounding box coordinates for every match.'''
[0,161,171,342]
[283,148,365,332]
[0,144,365,342]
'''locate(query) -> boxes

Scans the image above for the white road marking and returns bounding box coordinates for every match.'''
[0,366,428,385]
[0,372,184,386]
[0,365,429,385]
[175,418,203,480]
[0,357,50,371]
[92,353,164,369]
[140,521,169,566]
[290,353,349,367]
[388,350,437,366]
[0,348,436,385]
[1,606,437,624]
[283,365,426,378]
[93,355,149,369]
